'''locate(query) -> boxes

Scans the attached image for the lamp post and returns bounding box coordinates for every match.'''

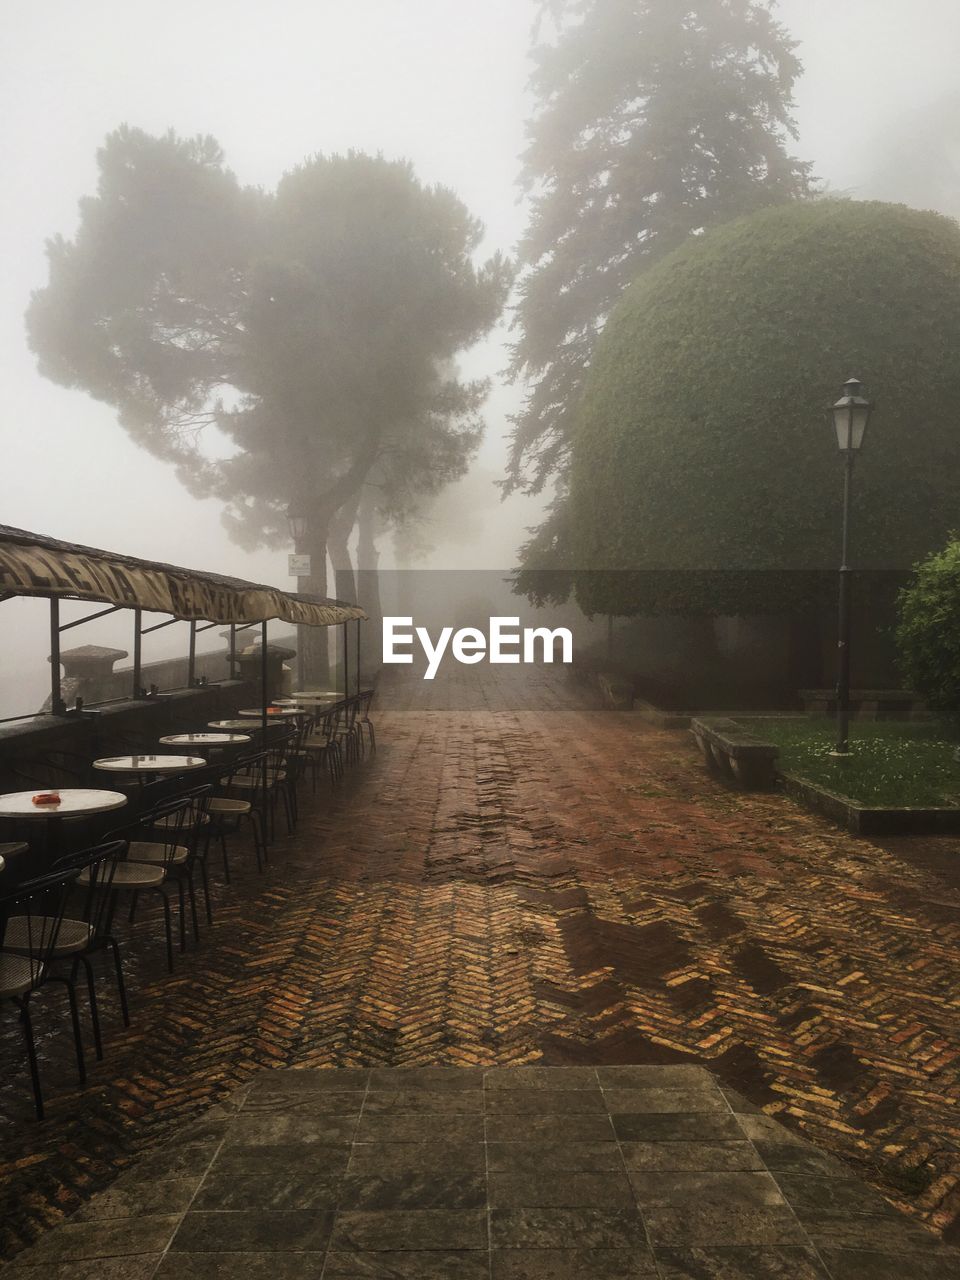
[830,377,873,757]
[287,506,309,691]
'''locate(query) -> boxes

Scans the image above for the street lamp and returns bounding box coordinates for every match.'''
[830,377,873,757]
[287,508,308,546]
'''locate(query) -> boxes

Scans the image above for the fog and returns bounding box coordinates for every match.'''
[2,1,959,715]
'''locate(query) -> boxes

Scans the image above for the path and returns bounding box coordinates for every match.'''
[1,665,958,1260]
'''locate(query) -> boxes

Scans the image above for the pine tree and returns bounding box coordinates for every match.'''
[508,0,813,500]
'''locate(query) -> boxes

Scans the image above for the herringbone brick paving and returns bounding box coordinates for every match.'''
[1,666,958,1264]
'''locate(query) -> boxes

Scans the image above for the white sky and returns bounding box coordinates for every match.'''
[2,1,959,712]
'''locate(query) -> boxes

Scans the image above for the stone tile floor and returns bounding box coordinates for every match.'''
[4,1065,957,1279]
[2,666,959,1262]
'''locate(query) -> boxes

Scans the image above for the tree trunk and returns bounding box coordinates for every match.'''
[329,496,360,606]
[299,513,332,688]
[357,487,383,679]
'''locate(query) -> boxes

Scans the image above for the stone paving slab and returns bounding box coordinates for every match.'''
[3,1066,956,1279]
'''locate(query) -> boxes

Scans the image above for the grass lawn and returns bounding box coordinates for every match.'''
[736,717,960,808]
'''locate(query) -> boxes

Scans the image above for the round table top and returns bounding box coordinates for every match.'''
[238,707,304,718]
[283,692,339,702]
[0,788,128,818]
[159,733,251,746]
[208,720,254,732]
[92,755,207,774]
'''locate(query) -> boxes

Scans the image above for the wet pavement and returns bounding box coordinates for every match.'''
[1,665,959,1264]
[4,1064,957,1279]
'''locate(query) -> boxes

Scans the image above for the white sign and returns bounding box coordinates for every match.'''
[383,616,573,681]
[288,554,312,577]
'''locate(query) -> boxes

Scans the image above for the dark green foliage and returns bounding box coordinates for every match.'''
[508,0,811,498]
[569,200,960,617]
[897,539,960,731]
[27,127,511,574]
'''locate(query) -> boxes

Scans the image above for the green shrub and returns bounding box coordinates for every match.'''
[897,540,960,731]
[570,200,960,617]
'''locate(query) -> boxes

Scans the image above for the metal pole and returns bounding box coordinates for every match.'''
[229,624,237,679]
[261,620,269,848]
[133,608,143,698]
[834,452,855,755]
[187,619,197,687]
[343,621,349,700]
[261,621,269,732]
[49,598,64,715]
[356,617,361,698]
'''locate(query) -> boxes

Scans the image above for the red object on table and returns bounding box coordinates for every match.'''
[31,792,61,806]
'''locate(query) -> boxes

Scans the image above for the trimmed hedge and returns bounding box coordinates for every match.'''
[570,200,960,616]
[897,539,960,731]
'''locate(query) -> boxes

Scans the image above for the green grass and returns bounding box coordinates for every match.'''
[736,718,960,807]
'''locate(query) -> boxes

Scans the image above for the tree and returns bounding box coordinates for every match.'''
[567,200,960,618]
[27,127,511,673]
[507,0,812,555]
[897,539,960,732]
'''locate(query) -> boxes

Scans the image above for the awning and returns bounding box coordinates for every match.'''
[0,524,366,628]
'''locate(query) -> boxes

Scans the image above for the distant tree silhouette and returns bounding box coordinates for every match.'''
[28,127,511,659]
[508,0,812,589]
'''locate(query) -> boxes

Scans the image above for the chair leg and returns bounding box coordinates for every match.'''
[66,978,87,1084]
[80,955,103,1061]
[17,995,44,1121]
[49,975,87,1085]
[186,868,201,942]
[108,936,130,1026]
[151,887,174,972]
[199,855,213,925]
[175,878,187,951]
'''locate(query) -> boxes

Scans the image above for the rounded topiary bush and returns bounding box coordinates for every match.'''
[897,539,960,731]
[570,200,960,616]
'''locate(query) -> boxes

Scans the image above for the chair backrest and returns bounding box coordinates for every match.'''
[223,749,268,801]
[111,795,195,870]
[52,840,126,942]
[0,866,81,989]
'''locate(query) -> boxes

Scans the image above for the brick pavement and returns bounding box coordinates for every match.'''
[1,665,959,1262]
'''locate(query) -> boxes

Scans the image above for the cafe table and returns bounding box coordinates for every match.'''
[237,707,304,718]
[281,691,339,702]
[92,755,207,785]
[207,720,254,732]
[159,733,251,751]
[0,789,128,874]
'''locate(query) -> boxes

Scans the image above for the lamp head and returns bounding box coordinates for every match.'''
[832,377,872,453]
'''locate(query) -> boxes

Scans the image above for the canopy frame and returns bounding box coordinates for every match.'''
[0,524,365,721]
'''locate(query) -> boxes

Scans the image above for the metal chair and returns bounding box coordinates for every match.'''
[96,797,195,972]
[1,865,84,1119]
[50,840,128,1060]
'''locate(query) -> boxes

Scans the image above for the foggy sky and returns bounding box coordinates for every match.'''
[2,1,959,713]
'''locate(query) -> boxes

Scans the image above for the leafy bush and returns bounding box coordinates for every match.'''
[897,539,960,731]
[570,200,960,617]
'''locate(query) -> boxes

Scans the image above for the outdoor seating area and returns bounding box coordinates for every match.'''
[0,687,377,1120]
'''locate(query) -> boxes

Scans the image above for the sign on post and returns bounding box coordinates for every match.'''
[288,554,312,578]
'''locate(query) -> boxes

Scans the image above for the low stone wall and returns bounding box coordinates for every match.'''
[799,689,929,721]
[0,680,258,793]
[690,716,779,790]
